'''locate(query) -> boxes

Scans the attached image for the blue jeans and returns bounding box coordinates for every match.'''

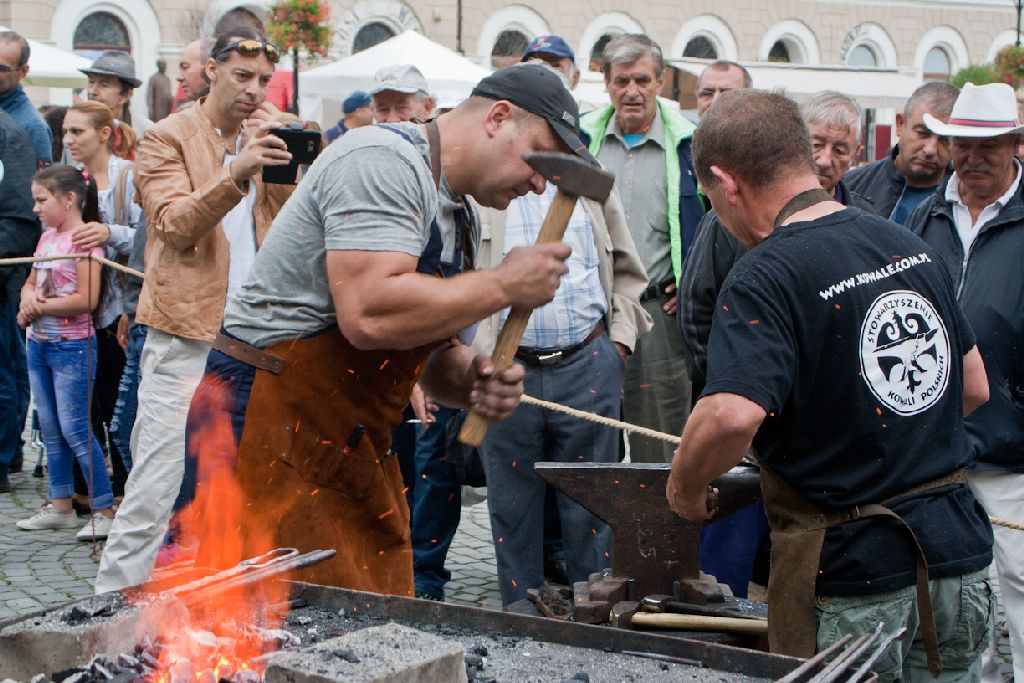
[482,333,621,605]
[0,295,21,475]
[110,323,148,471]
[27,337,113,509]
[0,266,29,471]
[408,406,462,598]
[174,344,256,515]
[700,501,771,598]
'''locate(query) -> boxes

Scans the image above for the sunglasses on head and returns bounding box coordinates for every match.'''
[213,39,280,64]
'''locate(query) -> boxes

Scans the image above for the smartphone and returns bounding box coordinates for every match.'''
[262,127,322,185]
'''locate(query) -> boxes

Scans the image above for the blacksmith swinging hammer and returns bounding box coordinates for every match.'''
[459,152,615,446]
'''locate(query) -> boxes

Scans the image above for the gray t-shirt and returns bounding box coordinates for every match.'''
[223,123,440,348]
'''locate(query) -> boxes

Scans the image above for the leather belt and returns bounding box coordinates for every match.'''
[515,321,606,367]
[640,278,675,303]
[212,331,284,374]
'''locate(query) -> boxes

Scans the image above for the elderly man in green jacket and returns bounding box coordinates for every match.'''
[580,33,706,463]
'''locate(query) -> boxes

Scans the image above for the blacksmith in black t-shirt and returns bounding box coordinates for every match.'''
[667,90,994,681]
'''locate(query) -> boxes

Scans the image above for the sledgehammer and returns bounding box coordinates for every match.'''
[459,152,614,446]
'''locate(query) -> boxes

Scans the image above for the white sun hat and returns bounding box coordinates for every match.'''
[924,82,1024,138]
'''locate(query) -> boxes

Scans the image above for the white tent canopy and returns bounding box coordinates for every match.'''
[299,30,490,126]
[670,58,921,111]
[0,27,91,88]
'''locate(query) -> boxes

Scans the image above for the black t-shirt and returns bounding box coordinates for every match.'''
[702,207,993,596]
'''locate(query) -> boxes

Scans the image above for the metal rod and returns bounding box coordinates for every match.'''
[809,624,885,683]
[805,635,869,683]
[775,634,854,683]
[849,627,907,683]
[1018,0,1023,47]
[164,547,299,598]
[178,549,336,605]
[456,0,463,54]
[620,650,703,668]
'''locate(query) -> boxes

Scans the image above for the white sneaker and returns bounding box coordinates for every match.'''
[16,504,79,530]
[75,512,113,541]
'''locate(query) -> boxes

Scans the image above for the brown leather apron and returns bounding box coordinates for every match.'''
[232,329,433,595]
[227,121,456,596]
[760,462,966,678]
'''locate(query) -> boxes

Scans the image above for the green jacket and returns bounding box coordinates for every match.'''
[580,100,699,283]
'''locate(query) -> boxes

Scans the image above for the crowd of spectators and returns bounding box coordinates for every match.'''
[0,21,1020,682]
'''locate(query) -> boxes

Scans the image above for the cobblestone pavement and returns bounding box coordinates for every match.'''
[0,448,100,622]
[0,444,502,623]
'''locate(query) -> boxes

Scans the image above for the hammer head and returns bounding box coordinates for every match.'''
[641,594,674,613]
[524,152,614,202]
[609,600,641,629]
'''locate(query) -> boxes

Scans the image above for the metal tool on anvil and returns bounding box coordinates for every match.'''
[610,600,769,636]
[459,152,615,446]
[642,594,767,622]
[535,462,761,599]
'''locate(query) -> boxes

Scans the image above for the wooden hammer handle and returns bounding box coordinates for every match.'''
[631,612,769,635]
[458,190,579,446]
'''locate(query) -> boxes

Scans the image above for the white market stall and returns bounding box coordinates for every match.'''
[300,30,490,127]
[669,58,921,157]
[669,58,921,112]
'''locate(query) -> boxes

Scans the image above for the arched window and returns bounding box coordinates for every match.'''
[214,7,263,35]
[73,12,130,55]
[847,44,877,67]
[683,35,717,59]
[491,29,529,70]
[589,33,615,72]
[924,46,952,82]
[353,21,395,53]
[768,40,791,63]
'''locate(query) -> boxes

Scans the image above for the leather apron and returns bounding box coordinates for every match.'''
[234,330,431,594]
[760,462,966,678]
[232,122,472,596]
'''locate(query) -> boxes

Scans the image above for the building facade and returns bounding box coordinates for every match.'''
[1,0,1017,96]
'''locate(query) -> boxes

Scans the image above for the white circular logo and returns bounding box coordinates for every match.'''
[859,290,950,416]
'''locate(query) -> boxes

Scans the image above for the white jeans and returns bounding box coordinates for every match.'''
[969,469,1024,683]
[94,329,210,594]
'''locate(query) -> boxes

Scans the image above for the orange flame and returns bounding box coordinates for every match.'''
[137,376,291,676]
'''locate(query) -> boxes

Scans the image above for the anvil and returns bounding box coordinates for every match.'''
[535,462,762,599]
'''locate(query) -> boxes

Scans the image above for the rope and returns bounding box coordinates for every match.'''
[520,393,680,445]
[519,393,1024,534]
[0,253,143,279]
[989,516,1024,532]
[5,253,1023,534]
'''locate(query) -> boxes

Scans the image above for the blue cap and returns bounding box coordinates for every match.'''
[522,35,575,62]
[343,90,371,114]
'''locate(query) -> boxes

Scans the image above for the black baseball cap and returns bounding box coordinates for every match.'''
[471,63,597,164]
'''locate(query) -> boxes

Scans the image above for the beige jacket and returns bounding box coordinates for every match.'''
[134,101,294,341]
[474,187,652,355]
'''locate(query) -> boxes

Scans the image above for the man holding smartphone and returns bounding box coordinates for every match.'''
[95,26,300,593]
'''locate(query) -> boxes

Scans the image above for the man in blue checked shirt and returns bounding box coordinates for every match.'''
[472,42,652,605]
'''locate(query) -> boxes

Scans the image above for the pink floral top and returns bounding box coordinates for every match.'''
[27,229,103,341]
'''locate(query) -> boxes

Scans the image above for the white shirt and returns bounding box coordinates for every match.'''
[946,160,1022,254]
[221,138,258,303]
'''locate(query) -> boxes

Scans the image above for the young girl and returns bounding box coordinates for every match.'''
[62,100,141,494]
[16,165,116,541]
